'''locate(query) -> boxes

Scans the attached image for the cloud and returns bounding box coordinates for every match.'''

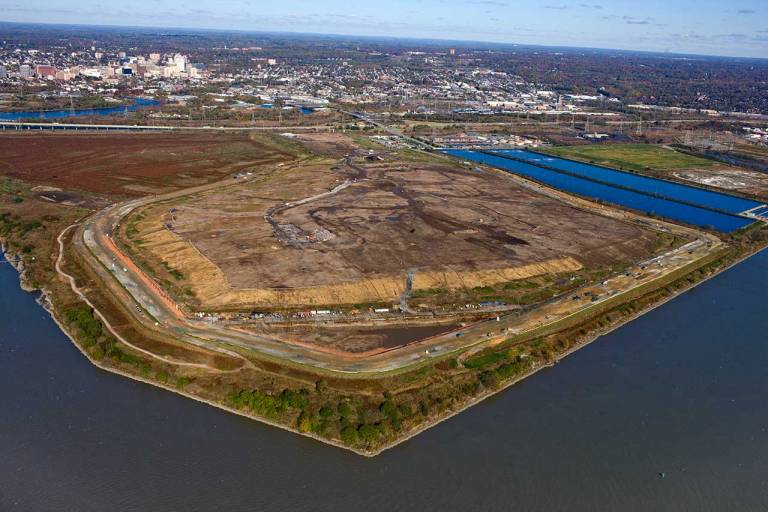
[544,5,569,9]
[623,16,653,25]
[737,9,756,14]
[3,4,79,15]
[469,0,507,6]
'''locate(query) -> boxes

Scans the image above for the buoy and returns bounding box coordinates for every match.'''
[658,472,666,479]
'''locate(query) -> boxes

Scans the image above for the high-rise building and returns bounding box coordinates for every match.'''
[173,53,187,73]
[19,64,32,78]
[0,66,6,79]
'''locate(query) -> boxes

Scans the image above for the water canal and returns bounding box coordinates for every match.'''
[445,149,759,233]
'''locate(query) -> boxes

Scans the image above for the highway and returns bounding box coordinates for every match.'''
[0,121,333,132]
[341,110,435,150]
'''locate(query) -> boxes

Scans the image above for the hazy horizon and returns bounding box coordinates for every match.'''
[0,0,766,59]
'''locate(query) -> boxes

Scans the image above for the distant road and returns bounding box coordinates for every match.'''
[341,110,435,149]
[8,113,766,135]
[0,121,331,132]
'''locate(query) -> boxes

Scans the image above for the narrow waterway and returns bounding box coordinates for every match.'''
[492,149,762,214]
[445,149,756,232]
[1,249,768,511]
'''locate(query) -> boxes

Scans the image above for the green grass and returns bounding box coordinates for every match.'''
[411,287,449,298]
[544,144,714,172]
[503,279,540,291]
[463,350,510,370]
[0,178,28,198]
[396,148,451,164]
[350,135,387,151]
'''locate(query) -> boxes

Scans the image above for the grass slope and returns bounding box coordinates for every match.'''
[545,144,713,172]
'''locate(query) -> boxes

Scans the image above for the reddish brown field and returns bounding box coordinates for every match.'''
[0,132,295,197]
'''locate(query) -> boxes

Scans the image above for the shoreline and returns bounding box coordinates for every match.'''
[0,242,375,458]
[40,293,373,458]
[365,240,768,456]
[3,229,765,457]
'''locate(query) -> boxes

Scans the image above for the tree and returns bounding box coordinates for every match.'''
[340,425,358,445]
[297,412,312,433]
[358,424,380,443]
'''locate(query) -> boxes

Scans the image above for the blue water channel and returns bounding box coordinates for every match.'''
[493,149,762,215]
[444,149,757,233]
[0,97,160,121]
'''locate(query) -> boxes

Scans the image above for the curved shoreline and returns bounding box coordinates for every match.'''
[55,224,229,371]
[4,225,765,457]
[1,241,374,457]
[366,240,768,456]
[2,148,764,455]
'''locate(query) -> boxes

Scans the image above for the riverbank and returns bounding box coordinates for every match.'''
[363,237,767,456]
[33,276,373,457]
[5,238,768,511]
[1,231,376,456]
[0,241,34,292]
[3,213,764,456]
[0,98,159,121]
[2,140,765,455]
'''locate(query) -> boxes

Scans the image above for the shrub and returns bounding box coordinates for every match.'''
[479,370,500,389]
[297,412,312,433]
[340,425,358,445]
[358,424,380,443]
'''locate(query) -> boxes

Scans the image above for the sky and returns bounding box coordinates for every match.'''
[1,0,767,58]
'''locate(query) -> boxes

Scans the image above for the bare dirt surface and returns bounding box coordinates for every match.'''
[0,132,296,197]
[673,167,768,200]
[127,140,660,308]
[292,132,364,158]
[257,322,461,354]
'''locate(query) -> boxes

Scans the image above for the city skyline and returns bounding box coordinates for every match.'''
[0,0,766,59]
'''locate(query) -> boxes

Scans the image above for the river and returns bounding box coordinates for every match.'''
[0,98,160,121]
[2,248,768,511]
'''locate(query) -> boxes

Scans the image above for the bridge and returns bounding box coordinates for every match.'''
[0,121,331,132]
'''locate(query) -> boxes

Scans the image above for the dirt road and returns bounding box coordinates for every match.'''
[66,160,724,375]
